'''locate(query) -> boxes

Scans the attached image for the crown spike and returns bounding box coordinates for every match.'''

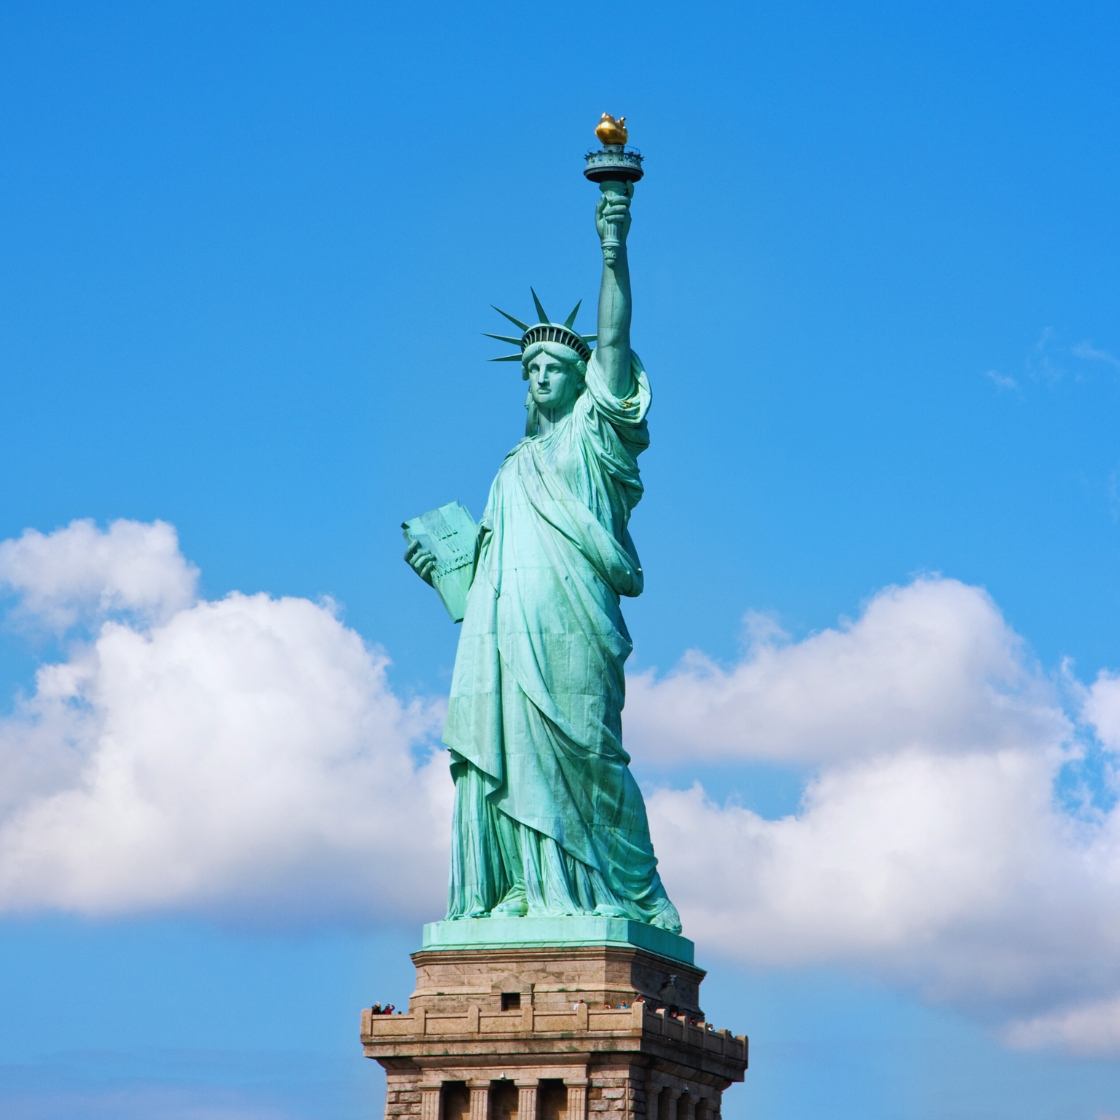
[490,354,524,363]
[492,306,530,332]
[530,288,550,324]
[563,300,582,329]
[483,333,525,346]
[582,335,597,343]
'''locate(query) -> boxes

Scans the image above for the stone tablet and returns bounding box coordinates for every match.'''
[401,501,479,622]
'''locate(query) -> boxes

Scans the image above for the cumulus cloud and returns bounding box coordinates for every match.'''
[4,520,1120,1055]
[1081,672,1120,751]
[1003,994,1120,1056]
[0,519,198,629]
[626,578,1066,764]
[0,520,449,923]
[647,755,1120,1012]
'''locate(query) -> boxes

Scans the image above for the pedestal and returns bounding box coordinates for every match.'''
[361,921,748,1120]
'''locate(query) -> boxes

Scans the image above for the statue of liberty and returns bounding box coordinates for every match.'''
[404,118,681,933]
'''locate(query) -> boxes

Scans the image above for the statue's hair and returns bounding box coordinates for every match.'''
[522,340,588,381]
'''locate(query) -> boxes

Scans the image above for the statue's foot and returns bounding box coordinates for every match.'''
[647,898,683,934]
[492,888,528,917]
[447,909,490,920]
[593,903,628,918]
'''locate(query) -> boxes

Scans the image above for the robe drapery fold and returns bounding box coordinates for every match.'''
[442,351,680,930]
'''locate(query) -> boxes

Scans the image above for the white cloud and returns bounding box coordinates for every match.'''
[0,519,198,629]
[626,578,1065,764]
[985,369,1019,391]
[0,521,449,924]
[647,752,1120,1005]
[1080,671,1120,751]
[1003,994,1120,1056]
[1073,341,1120,370]
[1027,326,1065,386]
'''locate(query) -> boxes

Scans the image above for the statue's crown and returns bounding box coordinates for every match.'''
[485,290,596,378]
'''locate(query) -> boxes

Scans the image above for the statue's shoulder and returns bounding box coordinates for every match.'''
[582,354,651,435]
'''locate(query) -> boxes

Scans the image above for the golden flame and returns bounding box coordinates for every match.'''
[594,113,628,146]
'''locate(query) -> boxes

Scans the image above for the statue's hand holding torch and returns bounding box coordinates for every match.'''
[596,181,633,266]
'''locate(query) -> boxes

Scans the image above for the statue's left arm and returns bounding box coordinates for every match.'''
[595,183,634,398]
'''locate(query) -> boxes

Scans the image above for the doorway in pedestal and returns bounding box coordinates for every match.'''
[442,1082,470,1120]
[540,1079,568,1120]
[492,1081,519,1120]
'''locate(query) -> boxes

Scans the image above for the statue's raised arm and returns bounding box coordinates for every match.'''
[594,181,634,397]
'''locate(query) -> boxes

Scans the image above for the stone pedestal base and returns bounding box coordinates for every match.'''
[360,934,748,1120]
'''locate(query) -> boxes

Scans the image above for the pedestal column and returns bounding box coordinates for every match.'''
[516,1081,539,1120]
[421,1086,442,1120]
[564,1079,588,1120]
[468,1081,490,1120]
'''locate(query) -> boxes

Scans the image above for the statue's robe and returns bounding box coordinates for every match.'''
[443,352,679,930]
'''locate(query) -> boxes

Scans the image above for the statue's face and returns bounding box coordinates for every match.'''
[527,352,582,411]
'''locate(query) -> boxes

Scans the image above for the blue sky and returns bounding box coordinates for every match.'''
[4,1,1120,1117]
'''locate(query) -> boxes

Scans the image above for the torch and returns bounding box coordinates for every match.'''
[584,114,644,264]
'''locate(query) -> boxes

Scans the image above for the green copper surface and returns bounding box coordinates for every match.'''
[405,163,681,938]
[421,917,695,965]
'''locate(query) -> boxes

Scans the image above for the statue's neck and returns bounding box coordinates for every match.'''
[535,399,576,435]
